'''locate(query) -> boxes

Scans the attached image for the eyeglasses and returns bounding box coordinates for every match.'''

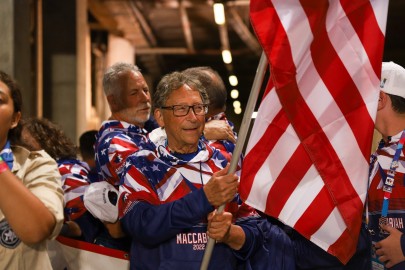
[160,104,208,117]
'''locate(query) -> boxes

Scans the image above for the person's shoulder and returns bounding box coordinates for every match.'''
[12,145,60,180]
[12,145,55,164]
[98,120,146,140]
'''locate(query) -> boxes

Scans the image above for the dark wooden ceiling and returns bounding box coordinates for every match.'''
[88,0,405,130]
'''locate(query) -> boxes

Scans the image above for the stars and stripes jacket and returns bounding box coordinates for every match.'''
[118,128,260,269]
[95,120,150,187]
[58,158,103,243]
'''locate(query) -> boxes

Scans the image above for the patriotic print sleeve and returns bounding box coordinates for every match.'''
[59,161,91,221]
[96,133,141,186]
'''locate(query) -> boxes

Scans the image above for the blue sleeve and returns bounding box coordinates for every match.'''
[121,188,214,246]
[232,218,264,261]
[235,218,295,269]
[74,211,104,243]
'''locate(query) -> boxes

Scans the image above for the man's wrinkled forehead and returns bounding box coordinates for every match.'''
[119,70,147,88]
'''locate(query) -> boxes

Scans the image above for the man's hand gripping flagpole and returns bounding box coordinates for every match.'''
[200,52,268,270]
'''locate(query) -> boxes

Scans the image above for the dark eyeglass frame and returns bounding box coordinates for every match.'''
[160,104,208,117]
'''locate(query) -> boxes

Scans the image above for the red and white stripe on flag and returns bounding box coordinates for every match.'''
[240,0,388,264]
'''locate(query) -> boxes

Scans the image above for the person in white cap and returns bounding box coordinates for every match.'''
[368,61,405,269]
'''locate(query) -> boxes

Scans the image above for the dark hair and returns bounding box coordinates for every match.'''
[388,94,405,114]
[0,71,23,113]
[0,71,23,142]
[79,130,97,160]
[153,71,209,111]
[183,66,227,111]
[22,118,77,160]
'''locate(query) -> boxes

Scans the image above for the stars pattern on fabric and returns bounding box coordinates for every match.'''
[152,164,160,172]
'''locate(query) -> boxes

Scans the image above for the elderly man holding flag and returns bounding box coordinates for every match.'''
[117,71,261,269]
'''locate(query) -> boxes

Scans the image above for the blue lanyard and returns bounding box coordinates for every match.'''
[375,131,405,226]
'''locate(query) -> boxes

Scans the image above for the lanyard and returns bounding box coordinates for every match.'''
[375,131,405,226]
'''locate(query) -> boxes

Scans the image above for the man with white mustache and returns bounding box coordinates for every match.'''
[95,62,153,188]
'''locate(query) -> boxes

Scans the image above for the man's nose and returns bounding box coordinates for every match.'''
[141,91,151,102]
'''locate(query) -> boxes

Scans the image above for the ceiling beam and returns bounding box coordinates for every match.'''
[88,0,123,36]
[135,47,250,55]
[227,6,261,55]
[179,0,195,52]
[129,1,158,46]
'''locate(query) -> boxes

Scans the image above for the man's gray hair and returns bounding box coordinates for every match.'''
[153,71,209,111]
[183,66,227,111]
[102,62,140,96]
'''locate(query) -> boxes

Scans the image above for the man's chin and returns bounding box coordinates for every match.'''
[131,115,150,125]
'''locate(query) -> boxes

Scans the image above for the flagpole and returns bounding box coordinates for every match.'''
[200,51,268,270]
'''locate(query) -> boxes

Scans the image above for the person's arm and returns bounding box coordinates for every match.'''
[62,161,91,221]
[72,211,105,242]
[204,120,236,143]
[104,220,127,238]
[60,221,82,238]
[375,224,405,268]
[0,157,61,244]
[207,211,246,250]
[121,188,214,246]
[207,210,261,254]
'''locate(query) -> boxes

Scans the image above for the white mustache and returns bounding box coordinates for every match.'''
[136,103,151,110]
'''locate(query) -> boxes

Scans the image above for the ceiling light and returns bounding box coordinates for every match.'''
[233,100,241,109]
[213,3,225,25]
[222,50,232,64]
[229,75,238,86]
[234,107,242,115]
[230,89,239,99]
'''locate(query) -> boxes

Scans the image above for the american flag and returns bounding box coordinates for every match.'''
[239,0,388,263]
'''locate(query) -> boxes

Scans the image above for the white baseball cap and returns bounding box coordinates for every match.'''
[84,181,119,223]
[381,61,405,99]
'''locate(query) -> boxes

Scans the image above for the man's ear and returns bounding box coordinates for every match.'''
[154,109,165,128]
[11,111,21,129]
[107,94,118,112]
[378,91,387,110]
